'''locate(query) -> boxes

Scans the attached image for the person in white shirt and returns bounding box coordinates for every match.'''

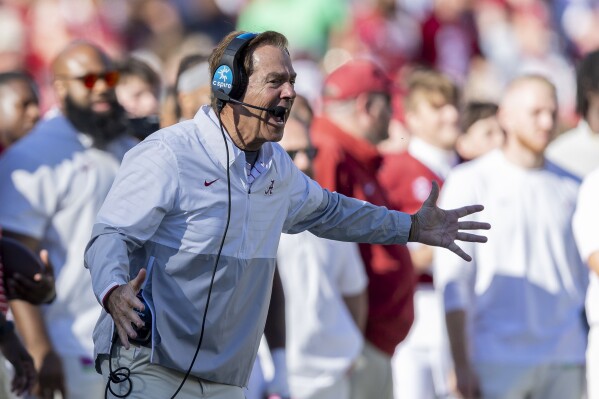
[573,168,599,398]
[275,96,368,399]
[435,75,588,399]
[547,49,599,178]
[0,41,136,399]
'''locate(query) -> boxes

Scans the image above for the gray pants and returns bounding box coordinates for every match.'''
[100,344,244,399]
[475,362,586,399]
[350,341,393,399]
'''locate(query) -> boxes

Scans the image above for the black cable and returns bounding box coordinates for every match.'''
[105,332,133,398]
[169,104,232,398]
[104,104,233,398]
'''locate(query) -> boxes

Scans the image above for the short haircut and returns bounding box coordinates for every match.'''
[117,57,161,92]
[576,49,599,117]
[461,101,498,133]
[404,68,459,111]
[0,71,39,100]
[208,30,289,110]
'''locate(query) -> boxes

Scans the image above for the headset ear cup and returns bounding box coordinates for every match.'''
[212,32,257,101]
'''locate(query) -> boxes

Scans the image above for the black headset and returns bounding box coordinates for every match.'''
[211,32,287,119]
[212,32,257,105]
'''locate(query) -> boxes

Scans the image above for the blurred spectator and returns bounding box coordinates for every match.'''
[344,0,421,76]
[379,69,460,399]
[573,167,599,399]
[277,96,368,399]
[0,41,137,399]
[456,101,503,162]
[547,49,599,178]
[0,6,26,72]
[474,0,576,124]
[116,56,161,118]
[0,71,40,154]
[418,0,480,84]
[115,56,162,140]
[159,85,178,129]
[173,53,211,121]
[555,0,599,58]
[435,75,587,399]
[237,0,349,60]
[312,59,415,399]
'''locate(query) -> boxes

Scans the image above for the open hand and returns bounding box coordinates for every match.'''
[105,269,147,349]
[409,181,490,261]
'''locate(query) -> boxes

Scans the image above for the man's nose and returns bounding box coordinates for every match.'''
[281,82,296,100]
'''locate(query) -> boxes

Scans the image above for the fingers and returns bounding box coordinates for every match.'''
[448,242,473,262]
[108,284,146,350]
[456,232,488,243]
[130,268,147,294]
[115,320,133,350]
[457,221,491,231]
[452,204,485,218]
[423,180,440,207]
[39,249,49,268]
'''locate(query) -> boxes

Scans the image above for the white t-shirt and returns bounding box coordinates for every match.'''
[573,167,599,325]
[0,114,135,357]
[434,149,588,365]
[276,231,367,398]
[547,120,599,178]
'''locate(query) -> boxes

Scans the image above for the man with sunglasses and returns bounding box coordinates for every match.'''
[0,41,136,398]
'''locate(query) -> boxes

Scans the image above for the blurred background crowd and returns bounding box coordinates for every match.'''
[1,0,598,129]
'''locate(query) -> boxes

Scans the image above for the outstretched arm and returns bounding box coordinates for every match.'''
[409,181,490,262]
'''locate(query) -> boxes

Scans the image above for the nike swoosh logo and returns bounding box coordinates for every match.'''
[204,179,219,187]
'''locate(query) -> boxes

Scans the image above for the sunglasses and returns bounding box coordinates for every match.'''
[286,148,318,161]
[60,71,120,89]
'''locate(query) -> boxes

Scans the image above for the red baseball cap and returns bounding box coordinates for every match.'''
[322,59,392,102]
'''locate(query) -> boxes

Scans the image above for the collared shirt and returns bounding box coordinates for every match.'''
[311,116,416,355]
[85,106,412,386]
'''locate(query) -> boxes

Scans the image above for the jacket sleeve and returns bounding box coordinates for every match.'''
[282,168,411,245]
[84,138,179,306]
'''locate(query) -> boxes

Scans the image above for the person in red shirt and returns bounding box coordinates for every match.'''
[312,59,415,399]
[379,69,461,399]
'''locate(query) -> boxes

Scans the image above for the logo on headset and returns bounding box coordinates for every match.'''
[213,65,233,93]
